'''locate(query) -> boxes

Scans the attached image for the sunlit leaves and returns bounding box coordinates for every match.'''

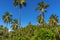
[31,28,56,40]
[3,12,12,24]
[14,0,18,7]
[36,1,49,13]
[37,15,44,24]
[49,14,59,26]
[14,0,26,8]
[11,19,19,30]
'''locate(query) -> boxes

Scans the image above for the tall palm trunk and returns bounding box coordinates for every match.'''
[42,12,44,27]
[18,4,21,40]
[6,23,8,29]
[18,7,21,28]
[18,1,21,28]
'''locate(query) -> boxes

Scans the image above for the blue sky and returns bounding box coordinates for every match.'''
[0,0,60,29]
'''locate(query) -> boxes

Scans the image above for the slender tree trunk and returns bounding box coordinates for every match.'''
[6,23,8,29]
[42,12,44,27]
[18,5,21,28]
[18,0,21,28]
[18,3,21,40]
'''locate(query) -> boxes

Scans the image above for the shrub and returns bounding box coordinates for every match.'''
[30,28,56,40]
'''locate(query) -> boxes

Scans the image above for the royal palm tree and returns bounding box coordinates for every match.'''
[14,0,26,27]
[36,1,49,27]
[49,14,59,26]
[11,19,19,31]
[2,12,12,28]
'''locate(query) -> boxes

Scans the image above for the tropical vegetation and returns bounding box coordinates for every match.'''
[0,1,60,40]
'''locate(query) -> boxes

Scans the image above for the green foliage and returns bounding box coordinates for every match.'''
[0,1,60,40]
[49,14,59,26]
[11,19,19,30]
[2,12,12,23]
[14,0,26,8]
[30,28,56,40]
[0,21,60,40]
[37,15,44,24]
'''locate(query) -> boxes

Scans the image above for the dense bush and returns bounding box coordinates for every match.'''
[30,28,56,40]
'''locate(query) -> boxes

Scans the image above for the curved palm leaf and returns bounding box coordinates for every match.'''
[49,14,59,26]
[3,12,12,24]
[11,19,19,30]
[14,0,26,8]
[37,15,44,24]
[36,1,49,13]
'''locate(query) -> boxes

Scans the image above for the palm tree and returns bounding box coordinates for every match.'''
[49,14,59,26]
[0,25,3,30]
[11,19,19,31]
[0,25,3,35]
[0,25,4,40]
[14,0,26,27]
[3,27,8,40]
[36,1,49,27]
[2,12,12,28]
[37,14,44,25]
[14,0,26,8]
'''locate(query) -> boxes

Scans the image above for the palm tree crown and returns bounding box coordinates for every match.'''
[3,12,12,24]
[11,19,19,30]
[36,1,49,13]
[14,0,26,8]
[37,15,44,24]
[49,14,59,26]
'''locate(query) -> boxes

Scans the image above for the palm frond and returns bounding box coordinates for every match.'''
[35,7,41,10]
[19,4,22,8]
[38,1,49,9]
[14,0,18,7]
[2,12,12,23]
[49,14,59,24]
[23,2,26,7]
[19,0,26,8]
[44,5,49,8]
